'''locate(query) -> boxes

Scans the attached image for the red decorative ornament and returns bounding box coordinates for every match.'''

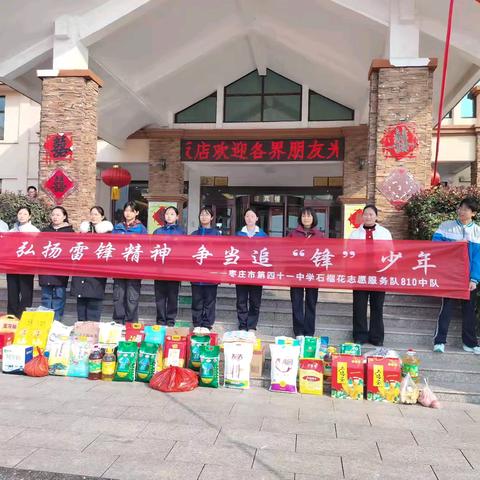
[380,123,419,161]
[348,208,363,229]
[101,165,132,200]
[44,132,74,163]
[377,167,422,209]
[43,168,75,204]
[152,206,166,227]
[431,171,441,186]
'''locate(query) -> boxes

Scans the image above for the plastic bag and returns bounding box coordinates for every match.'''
[363,347,400,360]
[418,379,441,409]
[24,347,49,377]
[149,366,198,392]
[399,373,419,404]
[270,343,300,393]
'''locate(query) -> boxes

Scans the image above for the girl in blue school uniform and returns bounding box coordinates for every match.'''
[190,206,221,334]
[153,206,186,326]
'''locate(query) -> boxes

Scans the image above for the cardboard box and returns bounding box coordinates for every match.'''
[2,345,33,374]
[0,314,19,333]
[331,354,364,400]
[250,346,266,378]
[0,332,14,360]
[366,357,402,403]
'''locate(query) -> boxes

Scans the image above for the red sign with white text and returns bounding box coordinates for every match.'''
[0,233,469,299]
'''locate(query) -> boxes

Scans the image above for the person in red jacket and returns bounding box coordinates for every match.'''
[288,207,324,338]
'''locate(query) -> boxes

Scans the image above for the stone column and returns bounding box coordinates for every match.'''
[470,86,480,186]
[367,59,437,239]
[37,70,102,229]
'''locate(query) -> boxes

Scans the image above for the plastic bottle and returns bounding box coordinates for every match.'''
[402,349,420,383]
[88,345,103,380]
[102,347,116,381]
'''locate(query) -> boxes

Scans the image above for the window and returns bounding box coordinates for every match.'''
[175,92,216,123]
[460,92,476,118]
[308,90,354,121]
[224,70,301,122]
[0,96,5,140]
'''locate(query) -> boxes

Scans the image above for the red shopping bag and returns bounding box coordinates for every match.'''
[24,347,49,377]
[149,366,198,392]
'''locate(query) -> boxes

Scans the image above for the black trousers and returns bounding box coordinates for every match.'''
[112,279,141,323]
[154,280,180,326]
[191,284,218,329]
[236,284,263,330]
[290,287,318,337]
[352,290,385,345]
[434,289,478,348]
[76,297,103,321]
[7,274,34,318]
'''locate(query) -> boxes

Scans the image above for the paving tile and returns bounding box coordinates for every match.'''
[261,417,336,437]
[104,457,203,480]
[253,449,342,477]
[298,409,370,426]
[335,422,416,445]
[68,416,148,437]
[460,448,480,469]
[411,428,480,448]
[377,443,470,468]
[199,464,294,480]
[296,436,380,459]
[432,465,479,480]
[367,413,445,431]
[0,396,63,414]
[57,401,128,419]
[230,403,299,420]
[398,404,474,423]
[15,449,118,477]
[342,458,436,480]
[216,427,296,451]
[0,411,79,431]
[0,426,25,442]
[166,442,255,468]
[333,399,403,417]
[83,433,175,456]
[139,420,220,443]
[0,445,37,468]
[6,429,100,452]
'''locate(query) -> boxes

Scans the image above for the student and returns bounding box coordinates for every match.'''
[190,207,221,333]
[235,208,268,332]
[26,185,38,200]
[349,204,392,346]
[39,206,74,321]
[0,218,8,232]
[70,206,113,321]
[112,201,147,323]
[432,197,480,354]
[288,207,324,339]
[7,207,40,318]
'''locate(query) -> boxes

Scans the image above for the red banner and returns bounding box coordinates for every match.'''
[0,233,469,299]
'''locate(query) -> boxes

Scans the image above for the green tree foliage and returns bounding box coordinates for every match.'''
[404,186,480,240]
[0,192,51,230]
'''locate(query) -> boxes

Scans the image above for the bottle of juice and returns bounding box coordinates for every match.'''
[402,349,420,383]
[88,345,103,380]
[102,347,116,381]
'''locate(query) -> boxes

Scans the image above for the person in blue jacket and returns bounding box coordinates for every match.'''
[112,201,147,323]
[432,197,480,354]
[190,206,221,334]
[153,206,186,326]
[236,207,268,333]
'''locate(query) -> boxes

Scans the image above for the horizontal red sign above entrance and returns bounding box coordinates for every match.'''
[181,139,344,162]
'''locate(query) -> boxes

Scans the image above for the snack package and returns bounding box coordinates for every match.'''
[0,314,19,333]
[366,357,401,403]
[46,321,73,352]
[400,373,420,404]
[14,311,54,351]
[299,358,324,395]
[155,344,164,373]
[224,342,254,389]
[340,342,362,356]
[48,338,72,376]
[0,332,14,360]
[125,322,145,346]
[199,345,220,388]
[144,325,166,346]
[67,340,93,378]
[2,345,33,374]
[136,342,157,382]
[188,335,211,371]
[322,346,337,381]
[275,336,301,346]
[270,343,301,393]
[163,334,187,368]
[98,322,123,345]
[315,336,329,357]
[73,321,100,344]
[301,337,318,358]
[114,341,139,382]
[331,354,364,400]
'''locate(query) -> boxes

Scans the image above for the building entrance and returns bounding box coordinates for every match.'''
[201,186,342,237]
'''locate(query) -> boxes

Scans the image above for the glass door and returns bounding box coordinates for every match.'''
[269,206,284,237]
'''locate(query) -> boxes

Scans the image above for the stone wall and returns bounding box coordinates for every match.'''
[342,128,368,200]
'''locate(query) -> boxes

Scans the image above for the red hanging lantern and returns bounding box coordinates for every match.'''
[101,165,132,200]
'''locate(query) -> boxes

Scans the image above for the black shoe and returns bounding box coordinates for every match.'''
[369,340,383,347]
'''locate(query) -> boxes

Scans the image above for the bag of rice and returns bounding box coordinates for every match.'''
[136,342,157,382]
[67,340,93,378]
[48,338,71,376]
[114,341,138,382]
[188,335,211,371]
[270,343,301,393]
[199,345,220,388]
[224,342,253,389]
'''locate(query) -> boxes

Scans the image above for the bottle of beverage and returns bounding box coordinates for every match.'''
[402,349,420,383]
[88,345,103,380]
[102,347,116,381]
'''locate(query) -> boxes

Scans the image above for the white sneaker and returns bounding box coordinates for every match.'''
[463,344,480,355]
[199,327,211,334]
[192,327,202,335]
[433,343,445,353]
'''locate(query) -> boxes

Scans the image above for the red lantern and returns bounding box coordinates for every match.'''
[431,171,441,187]
[101,165,132,200]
